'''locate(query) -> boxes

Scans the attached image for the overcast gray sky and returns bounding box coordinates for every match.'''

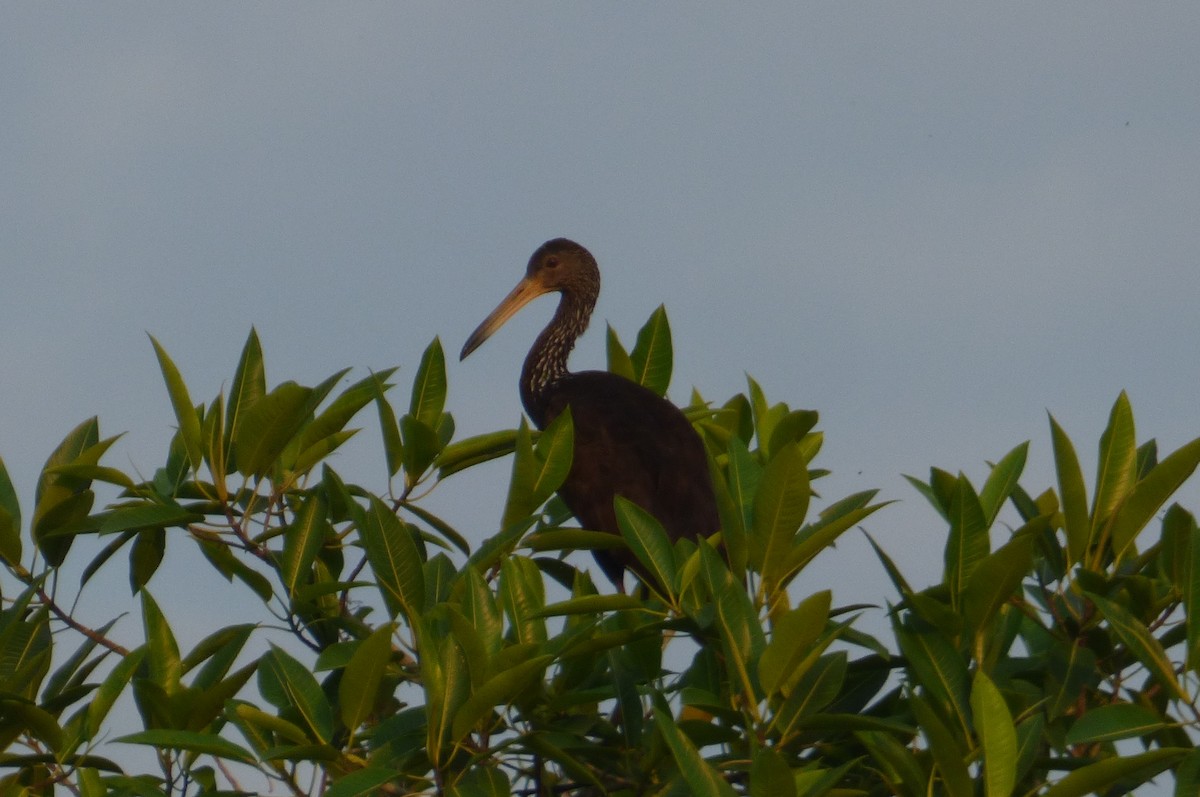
[3,3,1200,780]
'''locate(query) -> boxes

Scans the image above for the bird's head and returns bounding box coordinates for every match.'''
[460,238,599,360]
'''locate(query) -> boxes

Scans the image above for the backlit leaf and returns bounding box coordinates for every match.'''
[149,335,203,471]
[971,670,1016,797]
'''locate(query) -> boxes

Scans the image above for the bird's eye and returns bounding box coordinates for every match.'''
[544,257,559,269]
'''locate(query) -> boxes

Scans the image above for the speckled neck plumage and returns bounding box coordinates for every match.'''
[520,287,596,425]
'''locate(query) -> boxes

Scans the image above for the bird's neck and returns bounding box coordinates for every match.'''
[520,290,594,425]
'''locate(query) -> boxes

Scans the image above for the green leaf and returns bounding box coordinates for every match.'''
[536,594,643,617]
[1175,750,1200,797]
[978,442,1028,527]
[232,382,314,478]
[326,769,404,797]
[1050,414,1091,567]
[752,441,809,589]
[301,368,396,452]
[461,568,503,657]
[781,494,887,588]
[501,412,573,530]
[141,591,181,696]
[774,651,848,738]
[758,590,831,697]
[339,624,394,731]
[226,328,267,460]
[751,746,797,797]
[360,496,425,620]
[944,475,988,608]
[1065,703,1166,745]
[910,692,972,797]
[280,494,330,599]
[1091,392,1137,533]
[2,699,63,751]
[129,528,166,592]
[259,646,334,743]
[531,408,574,504]
[447,768,511,797]
[400,415,440,486]
[652,696,738,797]
[726,435,762,539]
[614,497,677,598]
[767,409,820,458]
[855,729,926,797]
[45,463,136,490]
[450,654,553,743]
[894,622,970,737]
[1110,434,1200,559]
[149,335,203,472]
[1041,748,1187,797]
[1181,513,1200,671]
[185,624,255,685]
[115,729,256,765]
[32,418,103,565]
[605,323,635,381]
[630,305,673,396]
[437,429,518,478]
[372,373,404,478]
[96,503,202,534]
[971,670,1016,797]
[0,457,21,566]
[1084,591,1187,700]
[500,556,547,646]
[962,531,1036,637]
[410,337,447,428]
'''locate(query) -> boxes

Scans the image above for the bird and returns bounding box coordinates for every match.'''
[460,238,720,590]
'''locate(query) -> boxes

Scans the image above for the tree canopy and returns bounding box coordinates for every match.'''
[2,311,1199,796]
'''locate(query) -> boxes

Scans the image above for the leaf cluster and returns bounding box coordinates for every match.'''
[0,317,1197,796]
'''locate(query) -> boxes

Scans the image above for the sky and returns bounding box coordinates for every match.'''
[3,2,1200,784]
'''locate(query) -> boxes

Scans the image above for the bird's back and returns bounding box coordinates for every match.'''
[538,370,720,586]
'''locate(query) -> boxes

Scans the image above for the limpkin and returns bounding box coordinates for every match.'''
[460,238,720,590]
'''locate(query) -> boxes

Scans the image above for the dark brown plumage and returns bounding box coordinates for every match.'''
[460,238,720,589]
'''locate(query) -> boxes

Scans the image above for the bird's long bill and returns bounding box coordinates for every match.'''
[460,276,549,360]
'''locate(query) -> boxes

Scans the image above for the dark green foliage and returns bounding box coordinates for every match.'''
[0,318,1198,796]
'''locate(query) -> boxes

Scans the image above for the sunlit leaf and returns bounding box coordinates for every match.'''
[281,494,330,599]
[437,429,518,478]
[615,497,677,599]
[1110,434,1200,560]
[0,456,21,566]
[944,475,988,608]
[232,382,314,479]
[1091,392,1137,534]
[1050,414,1091,567]
[605,324,635,381]
[971,670,1016,797]
[753,441,809,590]
[1085,591,1187,700]
[259,646,334,743]
[410,338,447,428]
[978,442,1028,527]
[141,591,181,697]
[149,336,203,472]
[630,305,673,397]
[360,496,425,620]
[226,328,266,464]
